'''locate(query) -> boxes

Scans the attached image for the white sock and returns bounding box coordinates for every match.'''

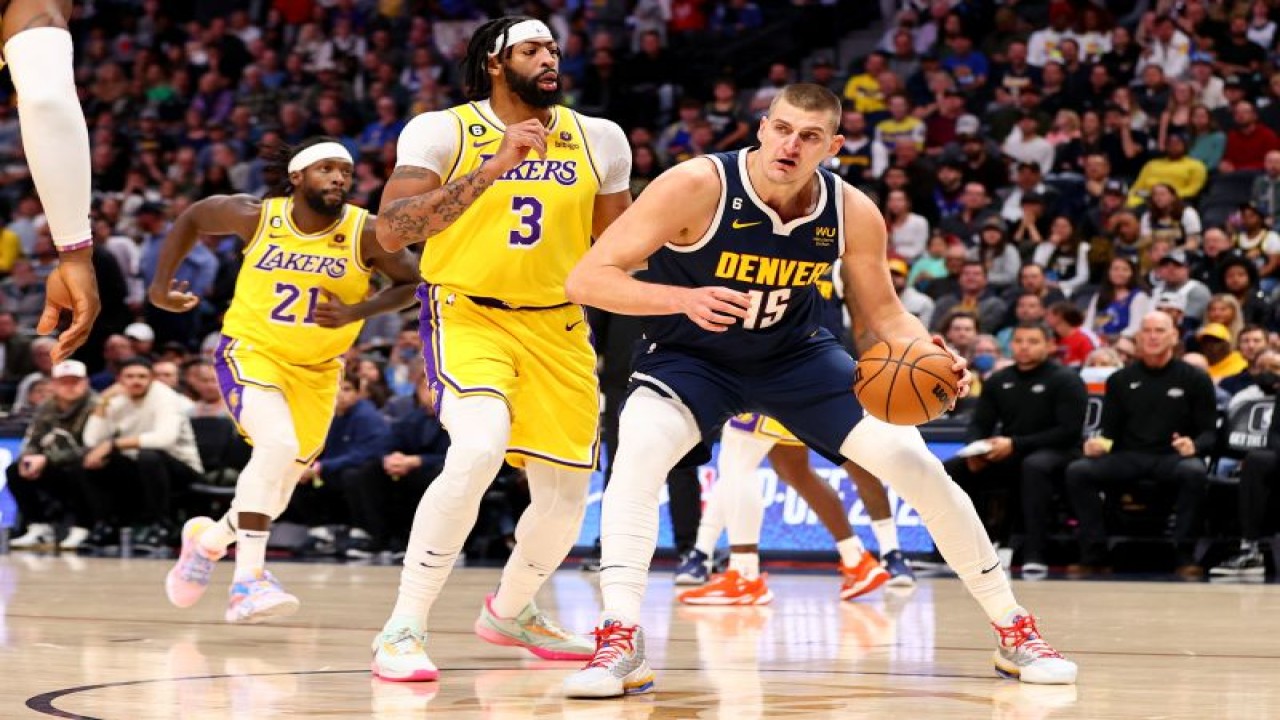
[491,463,590,618]
[392,394,510,626]
[199,515,237,556]
[599,389,699,621]
[729,552,760,580]
[233,528,269,580]
[841,416,1018,623]
[719,426,773,547]
[693,474,726,556]
[836,536,866,567]
[871,518,900,554]
[5,28,92,249]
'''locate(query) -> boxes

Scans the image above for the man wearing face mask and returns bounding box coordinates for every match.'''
[1212,350,1280,576]
[943,323,1088,575]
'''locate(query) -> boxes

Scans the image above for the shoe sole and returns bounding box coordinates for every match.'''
[226,595,300,624]
[993,653,1078,684]
[841,568,890,600]
[1209,567,1266,576]
[885,573,916,588]
[565,666,656,698]
[678,589,774,606]
[673,574,708,586]
[473,619,593,660]
[370,661,439,682]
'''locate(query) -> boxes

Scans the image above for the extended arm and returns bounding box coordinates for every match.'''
[146,194,261,310]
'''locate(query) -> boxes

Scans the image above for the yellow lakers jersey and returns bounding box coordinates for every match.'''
[222,197,372,364]
[423,102,601,307]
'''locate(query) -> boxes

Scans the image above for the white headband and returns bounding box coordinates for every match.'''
[288,142,353,174]
[491,19,554,55]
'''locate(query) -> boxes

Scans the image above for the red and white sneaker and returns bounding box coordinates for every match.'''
[992,611,1078,684]
[839,551,890,600]
[677,570,773,605]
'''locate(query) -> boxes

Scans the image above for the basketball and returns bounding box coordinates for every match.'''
[854,339,959,426]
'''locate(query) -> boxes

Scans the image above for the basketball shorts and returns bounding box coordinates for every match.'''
[726,413,805,447]
[214,334,343,464]
[629,330,864,464]
[417,284,600,470]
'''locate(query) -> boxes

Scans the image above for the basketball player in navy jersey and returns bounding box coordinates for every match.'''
[562,84,1077,698]
[4,0,99,362]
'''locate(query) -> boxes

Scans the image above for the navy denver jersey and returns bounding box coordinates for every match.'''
[642,149,846,365]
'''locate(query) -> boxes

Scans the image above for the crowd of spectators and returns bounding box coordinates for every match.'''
[2,0,1280,575]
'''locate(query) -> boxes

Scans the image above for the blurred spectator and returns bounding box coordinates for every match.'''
[889,257,933,328]
[0,310,34,402]
[1205,294,1245,345]
[1154,249,1212,325]
[1046,301,1097,368]
[1251,151,1280,226]
[943,322,1087,570]
[0,260,46,330]
[1220,101,1280,173]
[1195,323,1248,383]
[13,338,54,411]
[844,52,887,116]
[1221,326,1272,396]
[1026,10,1073,68]
[1003,111,1054,175]
[705,78,749,152]
[294,375,390,529]
[938,181,997,246]
[151,361,181,391]
[911,232,956,293]
[1065,311,1215,578]
[124,323,156,358]
[971,217,1020,290]
[995,293,1046,354]
[1032,216,1092,298]
[89,335,134,391]
[940,310,978,362]
[1127,134,1207,206]
[1141,184,1202,249]
[932,261,1006,334]
[885,189,929,262]
[874,94,925,152]
[5,360,95,550]
[1137,16,1192,80]
[184,359,228,419]
[833,109,886,188]
[81,357,203,551]
[1084,257,1150,341]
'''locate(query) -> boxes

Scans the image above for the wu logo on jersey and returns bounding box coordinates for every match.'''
[813,226,837,247]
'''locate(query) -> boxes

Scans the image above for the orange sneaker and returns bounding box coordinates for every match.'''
[839,552,890,600]
[677,570,773,606]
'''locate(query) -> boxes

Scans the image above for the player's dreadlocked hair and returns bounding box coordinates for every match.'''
[264,135,344,198]
[460,16,538,102]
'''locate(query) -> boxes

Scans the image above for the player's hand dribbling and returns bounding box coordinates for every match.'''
[313,290,360,328]
[39,248,100,364]
[677,286,752,332]
[487,119,549,175]
[147,279,201,314]
[929,335,972,402]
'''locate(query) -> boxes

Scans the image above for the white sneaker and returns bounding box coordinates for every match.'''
[58,526,90,550]
[993,611,1078,684]
[371,627,439,682]
[11,523,54,549]
[562,617,655,698]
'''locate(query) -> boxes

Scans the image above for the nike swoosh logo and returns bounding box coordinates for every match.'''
[980,562,1001,574]
[565,320,584,331]
[473,139,498,148]
[731,219,763,230]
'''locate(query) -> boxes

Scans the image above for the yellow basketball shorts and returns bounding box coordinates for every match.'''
[725,413,805,447]
[417,284,600,470]
[214,334,343,464]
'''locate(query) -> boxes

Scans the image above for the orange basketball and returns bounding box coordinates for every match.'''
[854,339,959,426]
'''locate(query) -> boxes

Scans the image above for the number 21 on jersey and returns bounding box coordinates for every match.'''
[270,282,322,325]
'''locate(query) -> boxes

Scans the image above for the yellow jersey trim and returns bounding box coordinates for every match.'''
[242,199,272,256]
[351,210,373,274]
[442,108,466,183]
[567,109,603,189]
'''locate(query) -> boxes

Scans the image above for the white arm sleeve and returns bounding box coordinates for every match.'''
[579,115,633,195]
[394,111,462,176]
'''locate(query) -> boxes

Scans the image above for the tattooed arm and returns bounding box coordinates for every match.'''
[375,117,550,252]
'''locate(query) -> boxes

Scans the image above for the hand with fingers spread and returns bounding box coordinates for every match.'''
[147,278,201,314]
[487,118,549,176]
[38,248,100,364]
[313,289,361,328]
[676,286,752,332]
[930,335,972,401]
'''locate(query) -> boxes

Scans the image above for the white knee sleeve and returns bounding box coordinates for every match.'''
[232,387,303,518]
[5,28,91,249]
[717,424,775,547]
[600,389,700,621]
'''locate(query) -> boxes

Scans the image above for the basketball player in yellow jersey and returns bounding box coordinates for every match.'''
[2,0,99,362]
[370,16,632,681]
[147,137,420,624]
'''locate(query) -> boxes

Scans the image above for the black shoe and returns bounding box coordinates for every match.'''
[1210,548,1267,577]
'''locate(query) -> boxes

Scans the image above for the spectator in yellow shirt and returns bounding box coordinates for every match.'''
[843,52,887,115]
[1127,133,1208,207]
[0,227,21,275]
[875,94,926,152]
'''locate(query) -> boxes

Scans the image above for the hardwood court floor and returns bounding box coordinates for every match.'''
[1,555,1278,719]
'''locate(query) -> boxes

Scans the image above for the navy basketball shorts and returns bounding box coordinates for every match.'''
[627,332,865,464]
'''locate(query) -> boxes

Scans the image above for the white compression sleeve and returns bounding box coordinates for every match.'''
[5,28,91,249]
[391,392,510,627]
[490,462,591,618]
[599,388,700,621]
[717,425,776,548]
[840,416,1017,622]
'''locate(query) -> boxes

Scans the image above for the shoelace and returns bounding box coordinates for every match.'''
[179,552,216,584]
[382,628,423,654]
[993,615,1063,659]
[527,612,572,639]
[587,623,638,669]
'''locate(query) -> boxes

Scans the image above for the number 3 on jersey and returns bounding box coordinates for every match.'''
[509,196,543,248]
[743,288,791,329]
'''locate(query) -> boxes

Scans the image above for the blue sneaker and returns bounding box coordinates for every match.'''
[882,550,916,588]
[673,549,710,586]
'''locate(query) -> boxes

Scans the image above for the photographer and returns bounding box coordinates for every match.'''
[6,361,95,550]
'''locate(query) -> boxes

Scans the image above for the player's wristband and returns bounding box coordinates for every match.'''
[56,238,94,253]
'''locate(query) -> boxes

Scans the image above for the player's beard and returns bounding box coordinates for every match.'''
[504,65,561,108]
[301,186,347,217]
